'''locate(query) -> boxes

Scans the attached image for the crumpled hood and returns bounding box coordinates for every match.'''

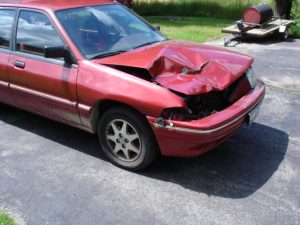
[94,40,253,95]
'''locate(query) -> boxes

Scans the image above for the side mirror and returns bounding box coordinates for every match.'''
[44,46,75,65]
[153,24,161,31]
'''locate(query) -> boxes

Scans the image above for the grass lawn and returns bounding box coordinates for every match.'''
[0,211,15,225]
[145,16,231,42]
[137,0,300,39]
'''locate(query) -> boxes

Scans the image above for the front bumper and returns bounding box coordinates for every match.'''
[147,80,265,157]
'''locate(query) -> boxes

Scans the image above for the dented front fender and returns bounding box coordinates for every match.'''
[76,60,186,131]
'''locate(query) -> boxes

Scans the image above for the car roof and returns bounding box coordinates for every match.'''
[0,0,116,10]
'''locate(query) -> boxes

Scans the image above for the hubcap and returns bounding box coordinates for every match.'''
[105,119,141,162]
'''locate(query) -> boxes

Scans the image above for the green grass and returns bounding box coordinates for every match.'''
[0,211,16,225]
[147,16,231,42]
[136,0,300,38]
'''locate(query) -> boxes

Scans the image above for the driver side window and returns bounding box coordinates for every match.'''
[16,10,64,56]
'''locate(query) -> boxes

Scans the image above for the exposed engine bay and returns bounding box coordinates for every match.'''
[99,41,255,121]
[161,73,252,121]
[106,65,253,121]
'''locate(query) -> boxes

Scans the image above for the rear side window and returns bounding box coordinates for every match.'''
[0,9,15,49]
[16,10,64,55]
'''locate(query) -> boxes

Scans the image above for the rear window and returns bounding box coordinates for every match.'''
[0,9,16,49]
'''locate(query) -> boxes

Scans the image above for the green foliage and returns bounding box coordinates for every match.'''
[134,0,261,20]
[147,16,231,42]
[135,0,300,38]
[0,211,15,225]
[290,0,300,37]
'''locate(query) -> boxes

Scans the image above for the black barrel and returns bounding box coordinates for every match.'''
[243,4,273,24]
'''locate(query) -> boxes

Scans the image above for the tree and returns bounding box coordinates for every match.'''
[275,0,293,19]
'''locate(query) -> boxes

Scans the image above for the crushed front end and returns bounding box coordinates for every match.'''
[96,40,266,157]
[149,69,265,157]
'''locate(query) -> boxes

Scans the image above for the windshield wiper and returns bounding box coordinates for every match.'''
[89,40,162,59]
[133,40,161,49]
[90,50,128,60]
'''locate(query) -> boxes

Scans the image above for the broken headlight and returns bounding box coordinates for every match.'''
[246,68,256,89]
[161,107,191,121]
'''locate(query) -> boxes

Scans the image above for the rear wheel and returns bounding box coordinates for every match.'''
[98,106,158,171]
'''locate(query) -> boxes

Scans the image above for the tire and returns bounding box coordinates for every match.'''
[97,106,159,171]
[278,30,289,41]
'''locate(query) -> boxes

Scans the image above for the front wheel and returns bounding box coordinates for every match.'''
[98,106,159,171]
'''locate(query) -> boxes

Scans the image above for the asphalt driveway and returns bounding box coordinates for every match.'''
[1,38,300,225]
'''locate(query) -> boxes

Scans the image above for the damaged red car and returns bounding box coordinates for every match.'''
[0,0,265,170]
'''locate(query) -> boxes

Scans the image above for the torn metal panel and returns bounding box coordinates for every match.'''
[95,40,253,95]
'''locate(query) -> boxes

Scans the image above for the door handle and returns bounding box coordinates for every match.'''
[14,61,25,69]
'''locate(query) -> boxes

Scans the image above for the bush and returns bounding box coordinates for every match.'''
[133,0,261,20]
[290,0,300,37]
[134,0,300,38]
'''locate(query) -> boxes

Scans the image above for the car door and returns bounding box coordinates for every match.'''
[8,9,81,124]
[0,8,16,104]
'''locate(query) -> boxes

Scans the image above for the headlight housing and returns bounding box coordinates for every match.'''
[246,68,256,89]
[161,107,190,121]
[154,107,190,127]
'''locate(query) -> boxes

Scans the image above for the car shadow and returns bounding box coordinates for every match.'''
[141,122,289,199]
[0,103,105,159]
[0,103,289,199]
[230,35,296,46]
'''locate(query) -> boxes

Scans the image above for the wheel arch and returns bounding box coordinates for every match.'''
[90,99,150,134]
[96,101,160,170]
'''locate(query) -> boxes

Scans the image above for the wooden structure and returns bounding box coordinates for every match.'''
[222,18,293,39]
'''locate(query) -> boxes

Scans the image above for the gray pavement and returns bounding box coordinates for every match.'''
[209,37,300,90]
[1,38,300,225]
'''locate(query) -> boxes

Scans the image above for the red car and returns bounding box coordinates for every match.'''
[0,0,265,170]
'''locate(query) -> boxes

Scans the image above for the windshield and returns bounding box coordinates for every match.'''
[56,4,166,59]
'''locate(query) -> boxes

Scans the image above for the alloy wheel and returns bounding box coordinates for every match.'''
[105,119,142,162]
